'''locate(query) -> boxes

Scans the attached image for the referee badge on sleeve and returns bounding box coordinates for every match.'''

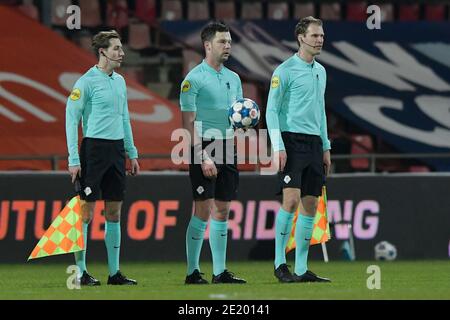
[69,88,81,101]
[181,80,191,93]
[271,76,280,88]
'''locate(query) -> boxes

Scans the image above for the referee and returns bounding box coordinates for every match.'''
[180,21,246,285]
[266,17,331,283]
[66,30,139,286]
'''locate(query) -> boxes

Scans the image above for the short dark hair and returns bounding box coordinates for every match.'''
[295,16,323,46]
[92,30,121,58]
[200,21,229,44]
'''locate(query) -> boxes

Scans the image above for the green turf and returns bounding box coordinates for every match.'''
[0,261,448,299]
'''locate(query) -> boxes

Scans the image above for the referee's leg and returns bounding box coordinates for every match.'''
[74,201,100,286]
[184,199,212,284]
[104,201,137,285]
[185,162,214,284]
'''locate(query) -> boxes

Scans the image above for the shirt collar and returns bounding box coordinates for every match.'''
[202,60,224,75]
[92,65,117,79]
[294,53,317,69]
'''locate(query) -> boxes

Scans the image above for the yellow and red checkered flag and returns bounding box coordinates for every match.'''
[28,196,84,260]
[285,186,331,253]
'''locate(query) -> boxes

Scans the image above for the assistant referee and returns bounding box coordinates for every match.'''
[66,30,139,286]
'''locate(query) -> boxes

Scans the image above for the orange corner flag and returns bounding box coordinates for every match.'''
[28,196,84,260]
[285,186,331,253]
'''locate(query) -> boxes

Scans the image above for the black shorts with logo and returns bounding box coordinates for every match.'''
[189,139,239,201]
[79,138,126,202]
[278,132,325,197]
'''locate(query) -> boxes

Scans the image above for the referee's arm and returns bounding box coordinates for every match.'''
[266,73,287,153]
[66,80,87,167]
[182,111,202,152]
[179,78,202,156]
[122,88,138,160]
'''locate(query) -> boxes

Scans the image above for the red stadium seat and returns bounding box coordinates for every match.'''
[377,3,394,22]
[409,165,431,173]
[242,82,261,106]
[320,2,341,21]
[214,0,236,21]
[294,2,315,19]
[121,67,145,83]
[128,23,151,50]
[79,0,102,27]
[350,134,373,171]
[267,2,289,20]
[398,4,420,21]
[377,159,405,173]
[106,0,129,29]
[424,4,446,21]
[241,1,263,20]
[161,0,182,20]
[78,33,93,53]
[135,0,157,24]
[51,0,72,26]
[182,49,203,77]
[187,0,210,21]
[346,1,367,22]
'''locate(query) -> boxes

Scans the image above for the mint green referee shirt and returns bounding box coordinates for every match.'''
[179,60,243,139]
[66,66,138,166]
[266,54,331,152]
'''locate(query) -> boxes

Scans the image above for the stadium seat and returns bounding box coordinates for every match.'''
[78,33,93,53]
[134,0,157,24]
[294,2,315,19]
[214,0,236,21]
[79,0,102,27]
[424,4,446,21]
[398,4,420,21]
[187,0,210,21]
[242,82,261,106]
[409,165,430,172]
[377,159,405,173]
[121,67,145,83]
[51,0,72,26]
[377,3,394,22]
[161,0,183,20]
[350,134,373,171]
[106,0,129,29]
[320,2,341,21]
[241,1,263,20]
[128,23,151,50]
[330,136,352,173]
[346,1,367,22]
[182,49,203,76]
[2,0,20,4]
[267,2,289,20]
[17,1,39,21]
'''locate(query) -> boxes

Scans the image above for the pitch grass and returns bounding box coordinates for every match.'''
[0,261,448,300]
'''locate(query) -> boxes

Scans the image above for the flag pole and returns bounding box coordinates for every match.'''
[321,242,329,263]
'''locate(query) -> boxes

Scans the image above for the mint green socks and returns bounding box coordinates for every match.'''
[294,214,314,276]
[105,221,121,276]
[74,222,89,276]
[209,219,228,276]
[274,208,294,269]
[186,216,207,275]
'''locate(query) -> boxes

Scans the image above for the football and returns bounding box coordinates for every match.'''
[228,98,260,129]
[374,241,397,261]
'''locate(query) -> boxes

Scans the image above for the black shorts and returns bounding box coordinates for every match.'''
[189,139,239,201]
[277,132,325,197]
[79,138,126,202]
